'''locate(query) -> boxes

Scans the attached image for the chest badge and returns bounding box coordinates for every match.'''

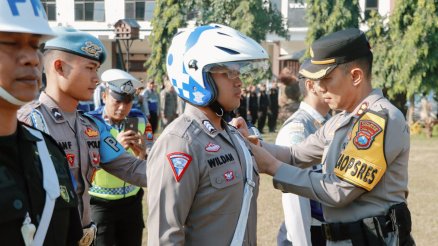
[85,127,98,137]
[91,152,100,165]
[66,154,75,167]
[167,152,193,182]
[224,170,235,182]
[205,142,221,152]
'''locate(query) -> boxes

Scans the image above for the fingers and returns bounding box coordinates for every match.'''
[230,117,250,137]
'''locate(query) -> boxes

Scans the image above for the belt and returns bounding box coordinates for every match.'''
[322,215,395,242]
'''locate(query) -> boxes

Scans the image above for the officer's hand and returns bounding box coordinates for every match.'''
[129,133,146,159]
[230,117,250,137]
[78,223,97,246]
[250,143,281,176]
[117,130,139,150]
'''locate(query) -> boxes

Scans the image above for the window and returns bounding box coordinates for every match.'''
[75,0,105,21]
[41,0,56,21]
[365,0,379,20]
[125,0,155,21]
[288,1,307,28]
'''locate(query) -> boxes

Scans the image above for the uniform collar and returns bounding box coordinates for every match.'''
[39,92,68,123]
[299,101,328,124]
[184,104,223,138]
[336,88,385,129]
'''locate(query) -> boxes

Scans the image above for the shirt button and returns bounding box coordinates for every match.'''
[216,177,223,184]
[13,199,23,210]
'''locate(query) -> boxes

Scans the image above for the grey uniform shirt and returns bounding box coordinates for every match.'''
[18,92,147,226]
[147,104,259,245]
[267,89,410,223]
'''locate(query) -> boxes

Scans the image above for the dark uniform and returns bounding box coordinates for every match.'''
[0,122,82,245]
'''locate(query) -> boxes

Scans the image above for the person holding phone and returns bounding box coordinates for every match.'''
[87,69,148,246]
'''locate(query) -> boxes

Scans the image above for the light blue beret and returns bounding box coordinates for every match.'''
[44,27,106,64]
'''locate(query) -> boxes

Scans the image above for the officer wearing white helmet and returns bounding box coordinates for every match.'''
[87,69,149,246]
[18,27,147,246]
[0,0,82,245]
[147,24,269,245]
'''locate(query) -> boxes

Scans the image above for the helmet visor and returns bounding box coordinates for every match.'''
[205,59,269,81]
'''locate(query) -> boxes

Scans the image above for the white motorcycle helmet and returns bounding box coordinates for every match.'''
[166,24,269,109]
[0,0,55,106]
[0,0,54,39]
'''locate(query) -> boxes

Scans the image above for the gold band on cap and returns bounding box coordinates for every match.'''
[299,66,332,79]
[311,59,336,65]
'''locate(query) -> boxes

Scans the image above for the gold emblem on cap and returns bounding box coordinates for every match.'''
[81,41,102,59]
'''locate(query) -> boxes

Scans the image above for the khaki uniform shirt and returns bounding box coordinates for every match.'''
[268,89,410,223]
[18,92,147,226]
[147,104,259,245]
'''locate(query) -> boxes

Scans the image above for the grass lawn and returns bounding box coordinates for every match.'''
[141,132,438,245]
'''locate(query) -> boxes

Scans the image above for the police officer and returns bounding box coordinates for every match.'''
[0,1,82,245]
[147,24,269,245]
[88,69,148,246]
[18,27,147,246]
[234,28,415,245]
[276,60,330,246]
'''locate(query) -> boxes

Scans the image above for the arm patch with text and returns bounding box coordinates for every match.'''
[334,111,387,191]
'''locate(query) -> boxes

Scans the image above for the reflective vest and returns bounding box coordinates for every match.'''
[89,109,146,200]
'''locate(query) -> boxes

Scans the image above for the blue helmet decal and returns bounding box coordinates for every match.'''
[185,25,216,52]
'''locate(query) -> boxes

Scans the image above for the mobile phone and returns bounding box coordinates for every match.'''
[124,118,139,132]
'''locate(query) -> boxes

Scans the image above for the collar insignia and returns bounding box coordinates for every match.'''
[202,120,216,134]
[51,108,64,121]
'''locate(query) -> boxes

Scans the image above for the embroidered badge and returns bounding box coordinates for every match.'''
[224,170,235,182]
[353,120,382,150]
[202,120,216,134]
[120,80,134,94]
[167,152,192,182]
[85,127,98,137]
[51,108,64,121]
[66,154,75,167]
[205,142,221,152]
[60,185,70,203]
[81,41,103,59]
[91,152,100,165]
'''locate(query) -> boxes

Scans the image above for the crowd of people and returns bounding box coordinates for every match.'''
[0,1,416,246]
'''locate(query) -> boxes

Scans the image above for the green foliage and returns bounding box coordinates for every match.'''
[304,0,360,59]
[367,0,438,100]
[144,0,185,85]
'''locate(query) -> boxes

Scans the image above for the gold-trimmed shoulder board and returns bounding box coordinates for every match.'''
[334,110,387,191]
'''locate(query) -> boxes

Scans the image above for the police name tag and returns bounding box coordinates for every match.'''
[334,111,387,191]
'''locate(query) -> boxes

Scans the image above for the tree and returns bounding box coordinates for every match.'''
[366,0,438,119]
[145,0,186,85]
[191,0,287,43]
[304,0,360,58]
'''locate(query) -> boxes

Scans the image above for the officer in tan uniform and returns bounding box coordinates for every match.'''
[147,24,269,245]
[18,27,147,246]
[234,28,415,245]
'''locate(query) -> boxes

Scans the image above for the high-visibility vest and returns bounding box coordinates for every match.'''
[89,110,146,200]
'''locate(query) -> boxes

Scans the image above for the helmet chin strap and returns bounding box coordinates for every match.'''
[0,86,29,106]
[209,101,236,122]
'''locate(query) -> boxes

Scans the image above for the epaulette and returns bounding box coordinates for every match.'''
[128,108,146,118]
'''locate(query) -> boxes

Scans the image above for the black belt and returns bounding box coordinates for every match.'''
[322,215,395,242]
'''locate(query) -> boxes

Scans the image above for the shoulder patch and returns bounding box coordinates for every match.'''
[167,152,192,182]
[334,111,387,191]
